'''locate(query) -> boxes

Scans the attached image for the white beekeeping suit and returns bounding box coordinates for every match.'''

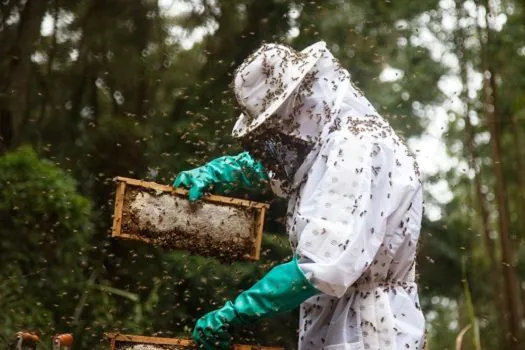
[232,41,425,350]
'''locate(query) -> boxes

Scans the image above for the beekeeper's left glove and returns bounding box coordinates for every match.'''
[192,257,320,349]
[173,152,269,201]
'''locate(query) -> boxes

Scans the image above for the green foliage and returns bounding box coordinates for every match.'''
[0,146,92,343]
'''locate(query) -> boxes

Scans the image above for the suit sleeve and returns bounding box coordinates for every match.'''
[293,132,396,297]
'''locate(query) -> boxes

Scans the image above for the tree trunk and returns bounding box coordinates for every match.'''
[508,112,525,232]
[463,107,499,280]
[0,0,48,152]
[455,0,499,294]
[485,67,523,348]
[0,1,20,50]
[454,1,504,344]
[64,0,99,139]
[479,1,523,346]
[132,0,151,118]
[36,0,59,128]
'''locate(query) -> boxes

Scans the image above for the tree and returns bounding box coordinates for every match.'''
[0,0,49,152]
[0,146,92,343]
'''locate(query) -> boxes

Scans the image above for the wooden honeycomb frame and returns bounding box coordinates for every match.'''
[111,177,269,261]
[106,333,284,350]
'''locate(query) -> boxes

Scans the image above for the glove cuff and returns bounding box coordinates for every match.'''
[230,256,320,322]
[217,301,243,325]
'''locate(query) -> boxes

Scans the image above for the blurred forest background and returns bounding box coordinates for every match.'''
[1,0,525,349]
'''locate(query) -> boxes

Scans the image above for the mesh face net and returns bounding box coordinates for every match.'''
[240,127,313,195]
[236,43,382,196]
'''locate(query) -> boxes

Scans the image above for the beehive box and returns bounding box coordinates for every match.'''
[106,333,284,350]
[111,177,269,261]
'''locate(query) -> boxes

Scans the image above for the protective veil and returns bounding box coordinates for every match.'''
[233,42,426,350]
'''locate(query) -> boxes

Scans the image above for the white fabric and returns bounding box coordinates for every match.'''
[233,43,426,349]
[291,131,425,349]
[267,170,288,198]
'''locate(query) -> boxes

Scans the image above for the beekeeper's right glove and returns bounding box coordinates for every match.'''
[173,152,269,201]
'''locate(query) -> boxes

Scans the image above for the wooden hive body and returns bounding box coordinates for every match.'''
[112,177,269,261]
[106,333,284,350]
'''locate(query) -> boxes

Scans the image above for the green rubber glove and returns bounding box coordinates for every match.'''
[173,152,269,201]
[192,257,320,349]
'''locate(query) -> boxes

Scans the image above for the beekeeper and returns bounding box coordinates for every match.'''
[174,41,426,350]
